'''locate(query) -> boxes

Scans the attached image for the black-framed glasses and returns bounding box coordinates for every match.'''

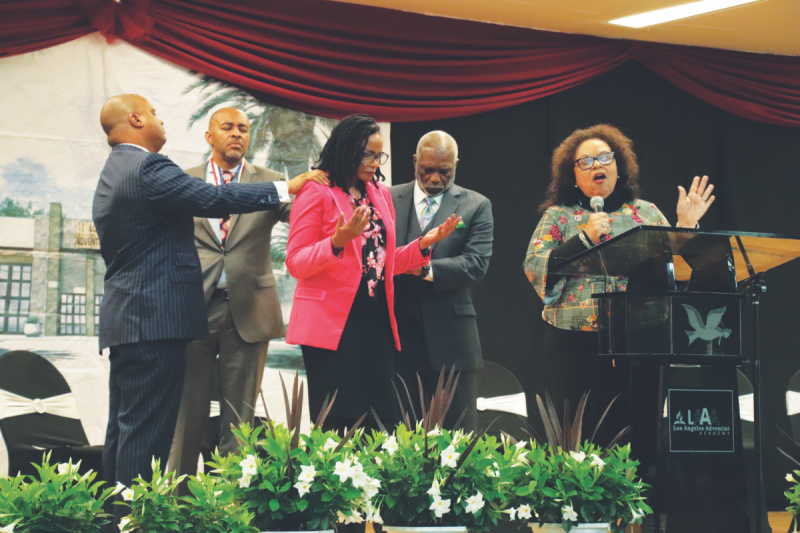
[574,151,614,170]
[363,151,389,165]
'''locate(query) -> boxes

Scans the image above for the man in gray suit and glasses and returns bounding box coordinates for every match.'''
[92,95,326,526]
[390,131,493,432]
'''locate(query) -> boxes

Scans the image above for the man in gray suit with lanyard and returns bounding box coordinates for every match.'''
[92,95,325,525]
[168,108,315,488]
[390,131,493,432]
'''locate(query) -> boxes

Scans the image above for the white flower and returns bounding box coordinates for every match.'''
[298,464,317,482]
[427,478,441,497]
[590,454,605,470]
[57,463,69,475]
[440,445,460,468]
[504,507,517,521]
[0,520,20,533]
[334,459,354,482]
[294,480,312,497]
[324,438,338,451]
[112,482,126,496]
[518,504,533,520]
[118,517,132,532]
[429,496,452,517]
[239,454,258,477]
[363,476,381,501]
[414,444,421,452]
[427,427,442,437]
[338,510,364,524]
[562,504,578,522]
[365,502,384,524]
[569,451,586,462]
[515,440,528,450]
[381,436,398,456]
[351,469,369,488]
[121,488,135,501]
[788,473,795,482]
[631,507,644,521]
[486,465,499,478]
[375,456,383,466]
[464,492,485,514]
[239,475,252,488]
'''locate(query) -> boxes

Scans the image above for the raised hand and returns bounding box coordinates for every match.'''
[676,175,715,228]
[287,169,329,195]
[331,205,371,248]
[419,215,461,250]
[584,212,615,244]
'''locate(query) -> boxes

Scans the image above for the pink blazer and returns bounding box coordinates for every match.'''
[285,181,429,351]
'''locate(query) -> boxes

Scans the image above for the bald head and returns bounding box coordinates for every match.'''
[414,131,459,196]
[100,94,166,152]
[205,107,251,169]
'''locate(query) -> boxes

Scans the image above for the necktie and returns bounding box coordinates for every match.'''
[419,196,436,231]
[219,170,234,247]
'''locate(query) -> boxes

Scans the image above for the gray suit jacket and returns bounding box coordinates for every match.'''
[186,161,291,342]
[92,145,282,350]
[390,182,493,370]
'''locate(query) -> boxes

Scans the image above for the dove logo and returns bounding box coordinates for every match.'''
[682,304,732,345]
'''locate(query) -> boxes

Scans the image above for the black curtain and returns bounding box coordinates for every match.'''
[391,59,800,509]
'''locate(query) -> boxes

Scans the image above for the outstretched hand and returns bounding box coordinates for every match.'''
[676,175,715,228]
[419,215,461,250]
[287,169,329,195]
[331,206,371,248]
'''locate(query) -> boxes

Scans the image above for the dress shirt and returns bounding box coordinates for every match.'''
[413,181,442,281]
[117,143,149,152]
[205,160,291,287]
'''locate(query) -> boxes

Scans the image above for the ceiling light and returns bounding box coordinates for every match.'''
[609,0,759,28]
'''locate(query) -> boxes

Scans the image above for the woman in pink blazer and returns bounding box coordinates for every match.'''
[286,114,458,432]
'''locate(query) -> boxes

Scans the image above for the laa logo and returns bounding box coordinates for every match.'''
[674,408,721,426]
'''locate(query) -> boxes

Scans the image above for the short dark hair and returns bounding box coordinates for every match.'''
[540,124,641,211]
[315,114,385,190]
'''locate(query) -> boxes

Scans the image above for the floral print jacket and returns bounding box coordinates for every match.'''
[523,199,669,331]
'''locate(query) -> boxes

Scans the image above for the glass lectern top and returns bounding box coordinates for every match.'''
[550,226,800,290]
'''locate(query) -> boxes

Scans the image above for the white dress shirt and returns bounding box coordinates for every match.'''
[413,180,443,281]
[205,160,291,288]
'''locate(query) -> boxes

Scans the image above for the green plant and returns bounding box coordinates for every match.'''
[507,393,650,533]
[210,374,372,531]
[117,459,185,532]
[23,316,39,325]
[0,453,120,533]
[180,472,259,533]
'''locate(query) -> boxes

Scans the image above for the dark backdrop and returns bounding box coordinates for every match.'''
[390,60,800,509]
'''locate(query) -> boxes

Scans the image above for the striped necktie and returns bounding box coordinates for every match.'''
[419,196,436,231]
[219,170,235,247]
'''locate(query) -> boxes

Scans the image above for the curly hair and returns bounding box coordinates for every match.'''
[540,124,641,211]
[314,113,385,190]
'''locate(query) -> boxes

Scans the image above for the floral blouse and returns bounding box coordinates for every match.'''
[346,186,388,299]
[523,198,669,331]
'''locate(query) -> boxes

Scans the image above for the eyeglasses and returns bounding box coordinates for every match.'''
[574,151,615,170]
[363,151,390,165]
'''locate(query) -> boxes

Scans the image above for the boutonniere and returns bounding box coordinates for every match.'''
[456,220,466,229]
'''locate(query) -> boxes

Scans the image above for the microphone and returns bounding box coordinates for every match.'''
[590,196,608,242]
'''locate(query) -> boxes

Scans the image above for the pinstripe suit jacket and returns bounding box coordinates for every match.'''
[92,144,282,350]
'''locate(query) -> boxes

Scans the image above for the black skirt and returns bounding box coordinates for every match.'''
[301,278,399,433]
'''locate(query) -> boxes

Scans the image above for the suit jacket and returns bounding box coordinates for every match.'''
[185,161,291,343]
[92,145,282,350]
[285,181,429,351]
[390,182,493,371]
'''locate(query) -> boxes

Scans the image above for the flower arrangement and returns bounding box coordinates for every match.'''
[362,369,527,533]
[0,452,121,533]
[117,459,257,533]
[210,373,376,531]
[507,393,651,533]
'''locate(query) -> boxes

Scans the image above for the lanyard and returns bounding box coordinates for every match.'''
[210,160,243,186]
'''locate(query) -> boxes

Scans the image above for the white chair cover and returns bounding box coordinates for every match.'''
[787,390,800,416]
[0,389,81,421]
[739,393,754,423]
[476,392,527,417]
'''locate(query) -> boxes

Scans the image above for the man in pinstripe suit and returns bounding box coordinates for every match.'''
[92,95,325,525]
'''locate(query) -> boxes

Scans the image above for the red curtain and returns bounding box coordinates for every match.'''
[2,0,800,126]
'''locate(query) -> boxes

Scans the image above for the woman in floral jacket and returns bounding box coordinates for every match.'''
[523,124,715,434]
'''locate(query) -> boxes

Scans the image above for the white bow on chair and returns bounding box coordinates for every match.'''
[476,392,528,418]
[0,389,81,420]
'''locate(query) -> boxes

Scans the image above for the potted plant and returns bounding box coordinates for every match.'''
[22,316,40,337]
[0,452,121,532]
[365,370,526,533]
[210,374,374,532]
[507,393,651,533]
[116,459,258,533]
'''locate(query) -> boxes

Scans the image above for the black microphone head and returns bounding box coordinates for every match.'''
[590,196,604,212]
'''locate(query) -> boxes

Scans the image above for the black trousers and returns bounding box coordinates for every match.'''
[395,319,478,432]
[103,339,186,527]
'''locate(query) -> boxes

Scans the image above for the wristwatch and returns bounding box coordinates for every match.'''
[419,266,431,279]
